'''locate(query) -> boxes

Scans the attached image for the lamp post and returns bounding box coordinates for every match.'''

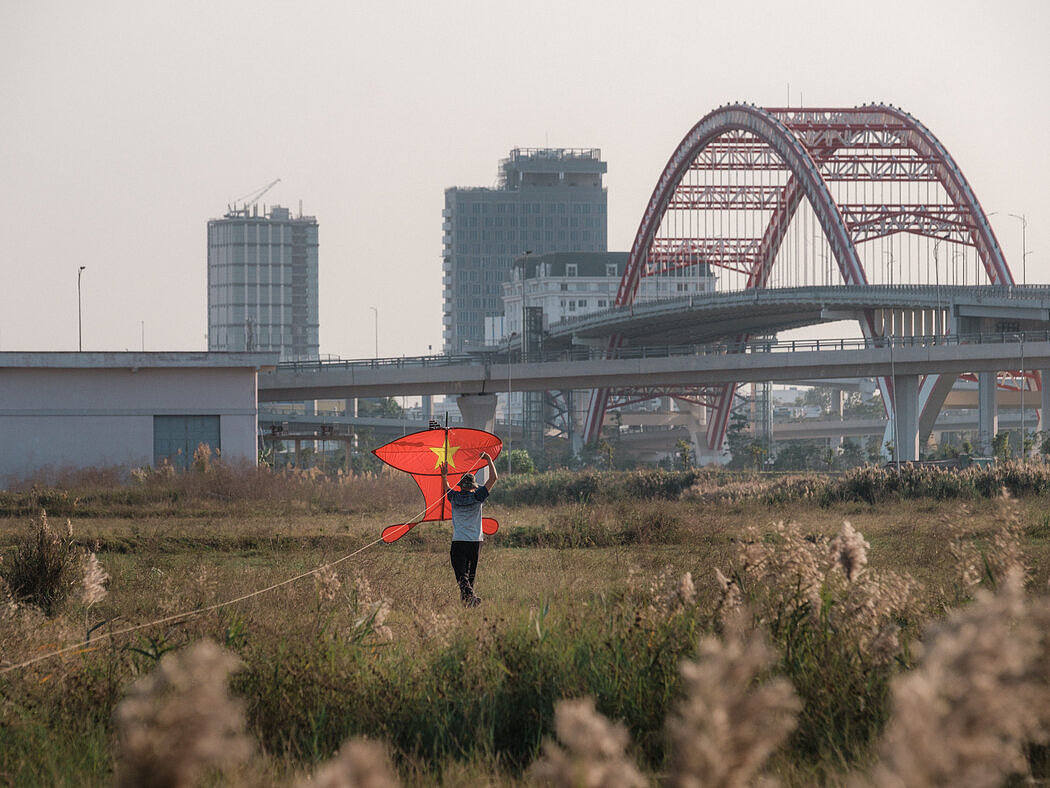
[933,240,942,337]
[515,251,533,362]
[1016,332,1026,460]
[77,266,86,351]
[369,306,378,358]
[813,234,829,286]
[516,250,532,463]
[1008,213,1028,285]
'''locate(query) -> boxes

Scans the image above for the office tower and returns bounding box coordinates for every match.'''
[207,204,319,361]
[442,148,607,355]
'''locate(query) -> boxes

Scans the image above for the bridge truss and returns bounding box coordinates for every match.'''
[584,103,1024,454]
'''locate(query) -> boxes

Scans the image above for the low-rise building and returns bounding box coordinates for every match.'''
[498,251,715,345]
[0,352,277,486]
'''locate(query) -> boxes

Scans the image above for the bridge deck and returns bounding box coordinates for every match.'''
[260,331,1050,401]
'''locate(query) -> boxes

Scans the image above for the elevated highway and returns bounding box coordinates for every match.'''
[260,332,1050,462]
[262,332,1050,400]
[536,285,1050,348]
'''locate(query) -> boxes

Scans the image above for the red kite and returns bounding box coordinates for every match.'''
[372,427,503,542]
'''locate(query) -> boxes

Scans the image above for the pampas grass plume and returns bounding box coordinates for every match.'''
[868,568,1050,787]
[298,738,400,788]
[113,639,252,788]
[667,609,800,788]
[528,697,648,787]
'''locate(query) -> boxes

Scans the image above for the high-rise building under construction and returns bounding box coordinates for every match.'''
[207,203,319,361]
[442,148,607,355]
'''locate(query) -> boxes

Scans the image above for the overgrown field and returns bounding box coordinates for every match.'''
[2,463,1050,786]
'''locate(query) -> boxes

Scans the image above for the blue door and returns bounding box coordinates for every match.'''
[154,415,221,470]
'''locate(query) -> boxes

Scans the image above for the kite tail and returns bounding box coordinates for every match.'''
[381,522,416,543]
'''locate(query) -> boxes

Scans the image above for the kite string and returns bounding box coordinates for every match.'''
[0,535,386,675]
[418,452,490,524]
[400,456,486,527]
[4,439,501,674]
[3,469,489,675]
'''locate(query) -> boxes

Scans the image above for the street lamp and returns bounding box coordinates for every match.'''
[1008,213,1028,285]
[520,251,533,362]
[932,240,942,337]
[77,266,86,351]
[813,234,830,286]
[882,251,894,287]
[1015,333,1026,460]
[515,250,532,467]
[369,306,378,358]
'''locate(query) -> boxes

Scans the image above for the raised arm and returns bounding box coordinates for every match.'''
[440,462,452,493]
[480,451,498,490]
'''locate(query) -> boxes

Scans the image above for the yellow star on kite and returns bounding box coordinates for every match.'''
[430,436,460,470]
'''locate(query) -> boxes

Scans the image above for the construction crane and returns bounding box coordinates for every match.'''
[226,178,281,217]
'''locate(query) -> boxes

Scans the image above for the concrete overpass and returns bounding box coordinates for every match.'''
[536,285,1050,348]
[260,331,1050,462]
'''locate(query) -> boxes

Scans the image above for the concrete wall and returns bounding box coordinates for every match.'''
[0,363,261,485]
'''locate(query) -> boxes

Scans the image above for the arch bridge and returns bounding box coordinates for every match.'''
[578,103,1031,455]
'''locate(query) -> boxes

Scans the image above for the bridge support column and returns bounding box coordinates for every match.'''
[832,388,844,447]
[456,394,498,432]
[566,390,583,456]
[1037,370,1050,435]
[978,371,998,455]
[683,401,725,466]
[422,395,432,424]
[893,374,920,462]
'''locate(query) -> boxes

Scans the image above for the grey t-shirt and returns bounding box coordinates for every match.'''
[447,486,490,541]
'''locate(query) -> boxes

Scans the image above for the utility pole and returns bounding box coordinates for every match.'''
[1008,213,1028,285]
[370,306,378,358]
[77,266,86,351]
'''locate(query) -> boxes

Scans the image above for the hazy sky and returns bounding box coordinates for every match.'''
[2,0,1047,358]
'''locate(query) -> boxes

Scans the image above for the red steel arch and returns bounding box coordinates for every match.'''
[584,103,1011,449]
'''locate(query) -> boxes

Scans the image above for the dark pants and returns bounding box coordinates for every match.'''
[450,540,482,601]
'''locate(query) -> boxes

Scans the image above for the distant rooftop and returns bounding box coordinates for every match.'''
[498,148,607,190]
[514,251,629,278]
[218,204,316,222]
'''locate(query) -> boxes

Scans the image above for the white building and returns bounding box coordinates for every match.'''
[0,352,277,486]
[208,204,319,361]
[499,251,716,343]
[488,252,715,447]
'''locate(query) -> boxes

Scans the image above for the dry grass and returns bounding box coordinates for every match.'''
[2,471,1050,786]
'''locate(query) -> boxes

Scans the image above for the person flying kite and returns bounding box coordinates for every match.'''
[371,422,502,604]
[441,450,498,606]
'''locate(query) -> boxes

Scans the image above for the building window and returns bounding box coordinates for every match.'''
[566,264,578,277]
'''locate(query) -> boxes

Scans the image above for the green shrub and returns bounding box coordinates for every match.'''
[757,462,1050,506]
[2,511,83,616]
[493,469,701,507]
